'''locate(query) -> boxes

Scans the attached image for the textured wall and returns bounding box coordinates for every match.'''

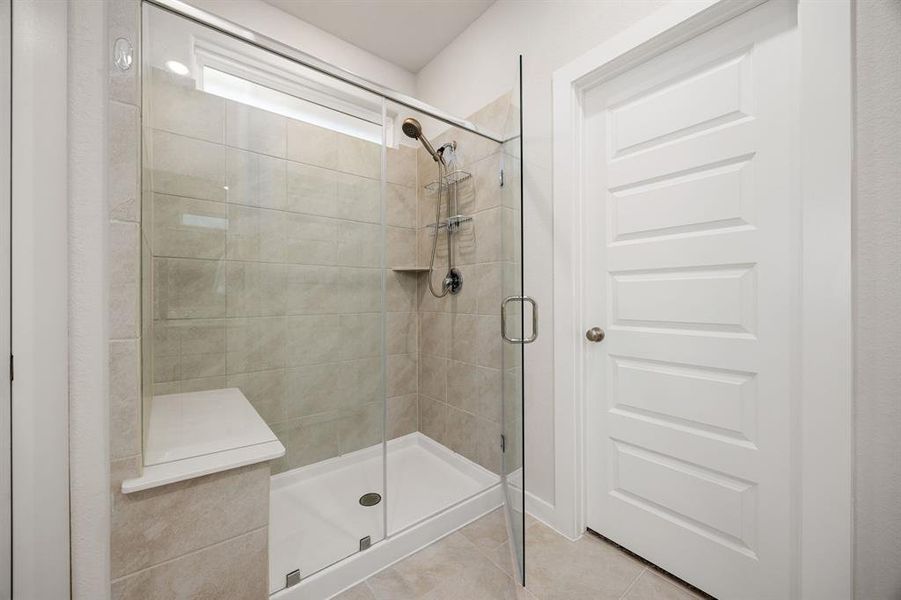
[853,1,901,598]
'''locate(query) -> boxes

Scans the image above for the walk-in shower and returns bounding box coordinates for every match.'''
[141,2,525,596]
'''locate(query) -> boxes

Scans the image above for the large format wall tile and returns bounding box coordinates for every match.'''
[150,130,226,202]
[337,173,381,223]
[153,258,226,320]
[110,222,141,339]
[226,101,287,157]
[287,119,339,170]
[388,394,418,439]
[338,135,380,179]
[110,339,141,460]
[111,527,268,600]
[152,194,227,260]
[338,401,383,454]
[386,145,417,188]
[225,261,287,317]
[388,353,418,397]
[386,183,417,228]
[419,395,448,447]
[109,100,141,221]
[286,161,339,217]
[149,69,225,143]
[226,148,288,211]
[145,71,421,474]
[226,317,287,373]
[110,462,269,578]
[446,406,479,463]
[285,265,339,314]
[270,413,340,472]
[386,312,417,355]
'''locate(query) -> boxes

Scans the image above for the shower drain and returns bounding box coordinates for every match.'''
[359,492,382,507]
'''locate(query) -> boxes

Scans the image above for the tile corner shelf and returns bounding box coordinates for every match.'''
[122,388,285,494]
[391,266,430,273]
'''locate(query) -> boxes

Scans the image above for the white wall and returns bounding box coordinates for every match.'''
[416,0,666,506]
[69,0,110,597]
[853,1,901,598]
[187,0,417,95]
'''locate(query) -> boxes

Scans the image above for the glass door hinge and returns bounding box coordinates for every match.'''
[285,569,301,588]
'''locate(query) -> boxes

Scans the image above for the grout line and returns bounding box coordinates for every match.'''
[111,525,268,584]
[149,125,421,187]
[587,529,714,599]
[618,566,649,600]
[362,579,379,599]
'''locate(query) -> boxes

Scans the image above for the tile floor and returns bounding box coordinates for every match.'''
[333,509,706,600]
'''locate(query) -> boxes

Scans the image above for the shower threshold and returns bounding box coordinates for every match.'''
[269,432,502,599]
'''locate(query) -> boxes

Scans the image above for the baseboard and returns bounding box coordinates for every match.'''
[524,491,581,541]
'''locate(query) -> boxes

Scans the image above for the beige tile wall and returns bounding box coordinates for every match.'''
[108,1,271,597]
[413,94,519,475]
[143,68,420,474]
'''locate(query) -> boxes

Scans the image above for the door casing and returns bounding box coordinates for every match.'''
[551,0,852,597]
[10,1,71,598]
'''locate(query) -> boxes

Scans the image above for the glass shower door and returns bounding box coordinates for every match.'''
[501,55,526,583]
[141,5,388,593]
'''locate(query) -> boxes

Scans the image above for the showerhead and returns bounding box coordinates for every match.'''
[402,117,443,164]
[402,117,422,139]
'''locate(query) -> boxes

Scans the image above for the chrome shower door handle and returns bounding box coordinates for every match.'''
[501,296,538,344]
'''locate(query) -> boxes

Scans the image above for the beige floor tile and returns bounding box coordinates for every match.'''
[332,582,377,600]
[459,508,509,550]
[482,540,516,578]
[367,532,516,600]
[524,521,645,600]
[622,569,705,600]
[353,512,704,600]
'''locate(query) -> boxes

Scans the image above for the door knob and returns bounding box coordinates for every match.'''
[586,327,605,342]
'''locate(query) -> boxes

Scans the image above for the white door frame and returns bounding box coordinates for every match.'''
[11,1,72,598]
[551,1,852,597]
[0,0,10,594]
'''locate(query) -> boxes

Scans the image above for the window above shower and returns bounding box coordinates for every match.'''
[144,5,398,146]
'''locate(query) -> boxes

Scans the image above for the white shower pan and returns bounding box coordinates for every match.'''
[269,432,503,599]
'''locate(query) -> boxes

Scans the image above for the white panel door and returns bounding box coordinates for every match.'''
[583,2,799,598]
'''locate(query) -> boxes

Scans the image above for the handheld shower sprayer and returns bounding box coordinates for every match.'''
[402,118,445,165]
[401,117,462,297]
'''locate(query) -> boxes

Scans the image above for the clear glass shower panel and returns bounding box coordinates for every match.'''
[383,101,504,536]
[501,55,526,583]
[141,5,387,593]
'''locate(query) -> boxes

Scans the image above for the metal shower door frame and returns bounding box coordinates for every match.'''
[144,0,508,145]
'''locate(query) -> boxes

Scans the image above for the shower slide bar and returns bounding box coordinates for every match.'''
[145,0,508,145]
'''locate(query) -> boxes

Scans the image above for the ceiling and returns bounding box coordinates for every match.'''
[264,0,495,72]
